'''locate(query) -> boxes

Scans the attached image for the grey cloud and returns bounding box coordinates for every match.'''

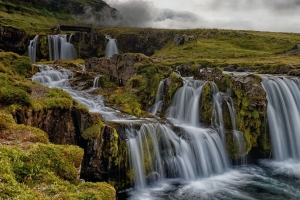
[105,0,203,28]
[95,0,300,32]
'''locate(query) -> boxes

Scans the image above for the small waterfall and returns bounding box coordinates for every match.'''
[48,35,77,61]
[28,35,39,63]
[225,96,247,164]
[166,78,205,126]
[148,80,164,115]
[105,35,119,58]
[93,75,101,88]
[262,77,300,161]
[32,65,72,88]
[47,35,53,61]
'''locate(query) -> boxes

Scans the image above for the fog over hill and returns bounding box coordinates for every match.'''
[103,0,300,32]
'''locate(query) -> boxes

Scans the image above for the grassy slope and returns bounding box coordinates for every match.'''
[0,1,73,34]
[97,27,300,70]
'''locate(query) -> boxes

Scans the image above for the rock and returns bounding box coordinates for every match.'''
[0,26,28,54]
[173,34,196,46]
[288,69,300,76]
[80,124,131,191]
[175,62,201,77]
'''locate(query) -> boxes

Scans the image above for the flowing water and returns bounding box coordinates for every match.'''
[28,35,39,63]
[262,76,300,161]
[105,35,119,57]
[31,66,300,199]
[48,35,77,60]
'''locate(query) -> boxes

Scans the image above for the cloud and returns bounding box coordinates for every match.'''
[104,0,204,29]
[102,0,300,32]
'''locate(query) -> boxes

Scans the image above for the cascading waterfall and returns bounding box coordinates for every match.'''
[126,123,230,189]
[105,35,119,58]
[48,35,77,60]
[30,66,300,199]
[262,76,300,161]
[28,35,39,63]
[32,65,72,88]
[127,76,232,189]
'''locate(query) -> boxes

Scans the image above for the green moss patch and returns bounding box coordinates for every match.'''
[0,144,116,199]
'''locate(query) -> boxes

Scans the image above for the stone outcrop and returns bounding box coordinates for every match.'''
[197,68,269,157]
[173,34,196,46]
[85,54,141,86]
[13,106,97,145]
[80,124,132,191]
[0,26,28,54]
[13,104,133,191]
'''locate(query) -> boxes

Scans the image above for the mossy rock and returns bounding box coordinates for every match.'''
[230,74,267,154]
[0,144,116,199]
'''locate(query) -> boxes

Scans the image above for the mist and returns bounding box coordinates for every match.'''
[102,0,300,32]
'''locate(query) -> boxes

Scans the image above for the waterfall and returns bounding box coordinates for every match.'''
[105,35,119,58]
[225,96,247,164]
[127,78,232,189]
[166,78,205,126]
[262,77,300,161]
[48,35,77,60]
[93,75,101,88]
[32,65,72,88]
[28,35,39,63]
[148,80,164,115]
[127,123,230,189]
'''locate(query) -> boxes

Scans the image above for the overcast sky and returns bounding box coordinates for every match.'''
[104,0,300,33]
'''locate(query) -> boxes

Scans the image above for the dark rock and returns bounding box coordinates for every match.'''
[0,26,28,54]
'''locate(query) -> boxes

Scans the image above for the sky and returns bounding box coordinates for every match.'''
[103,0,300,33]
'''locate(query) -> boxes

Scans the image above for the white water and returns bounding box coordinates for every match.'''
[93,75,101,88]
[31,66,300,199]
[126,77,235,189]
[225,96,247,164]
[148,80,164,115]
[28,35,39,63]
[32,65,131,121]
[262,77,300,161]
[105,35,119,58]
[48,35,77,60]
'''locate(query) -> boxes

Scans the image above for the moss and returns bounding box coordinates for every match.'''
[82,121,104,140]
[168,72,183,101]
[74,102,89,113]
[0,112,49,143]
[100,74,117,88]
[0,52,34,78]
[0,145,116,199]
[110,90,143,117]
[199,82,214,125]
[38,35,49,60]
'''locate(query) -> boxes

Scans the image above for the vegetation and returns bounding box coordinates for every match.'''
[0,51,116,198]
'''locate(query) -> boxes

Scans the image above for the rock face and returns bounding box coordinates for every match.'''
[85,54,141,86]
[80,124,132,191]
[13,106,96,145]
[13,105,133,191]
[0,26,28,54]
[230,74,269,156]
